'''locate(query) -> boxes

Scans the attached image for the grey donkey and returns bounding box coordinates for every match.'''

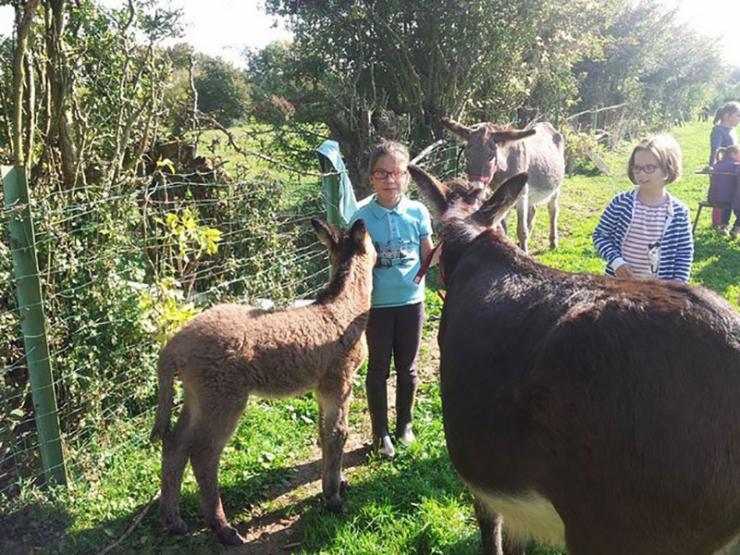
[150,218,376,546]
[442,116,565,253]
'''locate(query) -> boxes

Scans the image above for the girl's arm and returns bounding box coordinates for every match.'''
[709,127,725,165]
[420,236,434,264]
[592,198,626,271]
[672,208,694,283]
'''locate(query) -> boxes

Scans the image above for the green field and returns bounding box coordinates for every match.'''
[1,121,738,554]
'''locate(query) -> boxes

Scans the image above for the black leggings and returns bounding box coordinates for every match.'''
[365,302,424,387]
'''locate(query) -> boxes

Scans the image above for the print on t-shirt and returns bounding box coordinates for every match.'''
[648,241,661,276]
[375,239,416,268]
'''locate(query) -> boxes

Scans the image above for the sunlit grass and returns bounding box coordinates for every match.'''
[1,121,737,555]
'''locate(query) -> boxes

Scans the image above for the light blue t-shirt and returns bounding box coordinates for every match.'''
[350,195,432,308]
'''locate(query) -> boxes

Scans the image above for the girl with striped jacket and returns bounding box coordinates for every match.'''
[593,135,694,283]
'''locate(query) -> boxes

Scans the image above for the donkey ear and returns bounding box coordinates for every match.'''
[471,173,528,227]
[311,217,340,250]
[441,116,472,141]
[348,218,369,253]
[491,128,536,143]
[408,164,450,217]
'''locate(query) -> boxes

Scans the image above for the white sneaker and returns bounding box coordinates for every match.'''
[374,434,396,459]
[397,424,416,446]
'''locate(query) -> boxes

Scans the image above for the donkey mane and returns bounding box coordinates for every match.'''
[315,246,362,304]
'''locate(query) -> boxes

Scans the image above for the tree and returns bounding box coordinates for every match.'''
[263,0,610,195]
[0,0,185,188]
[572,0,723,143]
[193,55,251,127]
[244,40,295,104]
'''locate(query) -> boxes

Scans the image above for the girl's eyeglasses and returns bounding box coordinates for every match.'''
[632,164,659,174]
[371,170,408,180]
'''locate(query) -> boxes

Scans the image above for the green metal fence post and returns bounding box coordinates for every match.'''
[1,165,67,486]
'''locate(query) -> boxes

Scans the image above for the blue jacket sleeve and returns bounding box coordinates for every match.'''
[592,197,623,267]
[671,207,694,283]
[710,128,721,166]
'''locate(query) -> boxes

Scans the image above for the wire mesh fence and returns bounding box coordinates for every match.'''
[0,134,462,498]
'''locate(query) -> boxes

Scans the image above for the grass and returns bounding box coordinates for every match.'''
[1,121,738,554]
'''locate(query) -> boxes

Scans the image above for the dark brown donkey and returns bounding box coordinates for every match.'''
[150,218,376,546]
[442,117,565,253]
[408,164,740,555]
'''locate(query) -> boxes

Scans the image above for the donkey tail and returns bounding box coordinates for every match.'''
[150,348,178,442]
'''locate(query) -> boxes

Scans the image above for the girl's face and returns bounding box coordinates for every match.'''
[722,111,740,128]
[730,150,740,163]
[370,153,409,208]
[632,149,668,192]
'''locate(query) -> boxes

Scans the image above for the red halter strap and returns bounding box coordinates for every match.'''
[414,241,446,302]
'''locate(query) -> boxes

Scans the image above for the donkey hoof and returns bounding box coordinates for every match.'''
[164,517,188,535]
[324,497,344,513]
[216,525,246,546]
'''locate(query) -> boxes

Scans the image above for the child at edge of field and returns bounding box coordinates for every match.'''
[349,141,433,459]
[593,134,694,283]
[708,145,740,238]
[708,101,740,233]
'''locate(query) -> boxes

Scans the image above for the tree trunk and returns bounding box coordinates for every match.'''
[46,0,77,188]
[24,51,36,168]
[11,0,40,168]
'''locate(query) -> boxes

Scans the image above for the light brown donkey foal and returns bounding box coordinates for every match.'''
[150,218,376,546]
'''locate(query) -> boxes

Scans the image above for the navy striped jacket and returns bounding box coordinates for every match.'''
[592,189,694,283]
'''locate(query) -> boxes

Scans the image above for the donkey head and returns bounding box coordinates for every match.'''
[409,164,527,280]
[408,164,527,230]
[311,218,376,271]
[442,116,536,187]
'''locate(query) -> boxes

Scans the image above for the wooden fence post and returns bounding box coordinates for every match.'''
[1,165,67,486]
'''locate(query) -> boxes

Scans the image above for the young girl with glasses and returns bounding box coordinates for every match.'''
[349,140,433,458]
[593,135,694,282]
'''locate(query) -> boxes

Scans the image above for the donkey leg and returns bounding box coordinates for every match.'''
[159,400,194,535]
[474,496,503,555]
[318,383,351,512]
[526,205,537,241]
[516,195,529,253]
[190,396,248,546]
[548,189,560,249]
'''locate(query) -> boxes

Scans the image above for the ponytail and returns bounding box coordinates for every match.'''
[713,101,740,125]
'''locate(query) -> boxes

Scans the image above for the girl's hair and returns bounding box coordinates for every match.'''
[627,134,683,185]
[715,145,740,162]
[367,140,410,173]
[713,101,740,125]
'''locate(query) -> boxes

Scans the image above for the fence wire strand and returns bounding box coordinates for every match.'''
[0,135,457,497]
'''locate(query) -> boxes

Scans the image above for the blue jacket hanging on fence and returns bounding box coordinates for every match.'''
[316,140,358,227]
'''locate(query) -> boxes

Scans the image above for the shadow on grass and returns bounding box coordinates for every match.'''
[0,500,73,555]
[35,444,484,554]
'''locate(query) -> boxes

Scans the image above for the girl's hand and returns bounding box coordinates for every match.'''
[615,264,634,279]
